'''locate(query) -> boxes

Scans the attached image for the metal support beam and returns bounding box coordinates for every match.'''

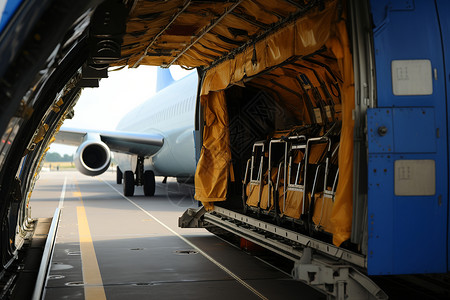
[165,0,245,68]
[349,0,375,254]
[132,0,192,68]
[205,206,366,267]
[183,206,386,300]
[178,206,206,228]
[229,12,269,30]
[292,248,388,300]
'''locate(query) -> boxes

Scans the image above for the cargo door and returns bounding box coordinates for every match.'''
[435,0,450,272]
[367,0,448,275]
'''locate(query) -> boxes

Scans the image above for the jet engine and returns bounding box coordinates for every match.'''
[74,133,111,176]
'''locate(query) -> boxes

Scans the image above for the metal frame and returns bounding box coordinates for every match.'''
[285,136,308,216]
[314,169,339,231]
[243,141,266,209]
[32,208,61,300]
[209,206,365,267]
[349,0,376,252]
[304,136,331,215]
[202,207,386,299]
[180,204,385,299]
[267,138,288,211]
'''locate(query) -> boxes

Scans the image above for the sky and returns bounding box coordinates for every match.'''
[50,66,194,155]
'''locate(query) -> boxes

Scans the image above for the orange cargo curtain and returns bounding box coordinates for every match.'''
[194,91,231,210]
[200,0,338,96]
[327,19,354,247]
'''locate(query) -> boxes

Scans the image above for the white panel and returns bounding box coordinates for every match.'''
[395,160,435,196]
[391,59,433,95]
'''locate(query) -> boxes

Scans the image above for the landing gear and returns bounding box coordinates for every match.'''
[116,166,123,184]
[123,156,156,197]
[143,170,155,196]
[123,171,135,196]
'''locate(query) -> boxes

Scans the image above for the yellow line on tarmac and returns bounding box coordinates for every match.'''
[75,182,106,300]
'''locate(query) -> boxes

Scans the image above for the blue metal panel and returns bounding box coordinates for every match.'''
[367,109,393,153]
[435,0,450,273]
[368,154,447,275]
[368,0,448,275]
[367,154,394,274]
[389,1,414,11]
[393,107,436,153]
[0,0,23,33]
[393,188,447,274]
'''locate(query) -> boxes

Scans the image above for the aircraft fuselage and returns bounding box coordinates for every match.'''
[114,71,198,178]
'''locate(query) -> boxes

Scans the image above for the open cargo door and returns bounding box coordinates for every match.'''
[367,0,448,275]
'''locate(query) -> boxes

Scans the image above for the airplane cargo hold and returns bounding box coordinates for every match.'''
[184,1,381,297]
[194,0,354,248]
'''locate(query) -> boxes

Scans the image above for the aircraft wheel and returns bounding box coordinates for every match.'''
[116,166,123,184]
[143,170,155,196]
[123,171,135,196]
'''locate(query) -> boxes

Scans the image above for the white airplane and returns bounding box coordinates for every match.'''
[54,68,198,196]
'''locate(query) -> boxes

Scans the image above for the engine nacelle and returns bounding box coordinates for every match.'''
[74,135,111,176]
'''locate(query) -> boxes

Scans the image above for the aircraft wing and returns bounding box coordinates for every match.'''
[54,127,164,157]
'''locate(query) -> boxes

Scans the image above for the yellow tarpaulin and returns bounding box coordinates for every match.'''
[246,185,261,207]
[312,192,334,233]
[327,18,354,247]
[200,0,338,96]
[282,190,305,219]
[194,91,231,209]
